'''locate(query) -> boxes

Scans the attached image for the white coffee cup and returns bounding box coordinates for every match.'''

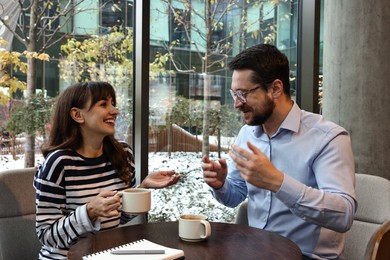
[120,188,151,214]
[178,214,211,242]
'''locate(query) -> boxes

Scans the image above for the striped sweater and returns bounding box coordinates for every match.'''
[34,143,136,259]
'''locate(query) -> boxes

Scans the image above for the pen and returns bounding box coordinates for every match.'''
[110,249,165,255]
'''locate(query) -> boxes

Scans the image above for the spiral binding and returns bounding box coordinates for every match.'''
[84,239,146,258]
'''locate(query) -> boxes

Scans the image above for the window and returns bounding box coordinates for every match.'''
[149,0,299,155]
[101,0,133,33]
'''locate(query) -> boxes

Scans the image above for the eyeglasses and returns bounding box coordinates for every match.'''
[229,86,260,104]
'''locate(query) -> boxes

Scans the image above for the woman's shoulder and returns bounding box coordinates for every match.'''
[37,149,77,180]
[46,149,77,160]
[43,149,84,167]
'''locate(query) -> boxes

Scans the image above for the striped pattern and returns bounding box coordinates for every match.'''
[34,143,136,259]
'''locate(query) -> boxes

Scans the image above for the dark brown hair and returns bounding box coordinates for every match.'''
[228,44,290,96]
[42,81,133,183]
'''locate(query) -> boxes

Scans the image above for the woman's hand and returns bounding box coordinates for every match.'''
[86,190,121,222]
[139,170,181,189]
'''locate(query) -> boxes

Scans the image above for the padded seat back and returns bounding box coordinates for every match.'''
[344,173,390,260]
[0,167,41,260]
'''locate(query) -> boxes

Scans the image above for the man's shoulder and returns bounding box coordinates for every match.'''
[300,110,348,136]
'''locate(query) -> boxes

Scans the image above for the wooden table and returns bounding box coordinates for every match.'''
[68,222,302,260]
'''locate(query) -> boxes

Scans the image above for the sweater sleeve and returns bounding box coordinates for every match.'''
[34,153,99,250]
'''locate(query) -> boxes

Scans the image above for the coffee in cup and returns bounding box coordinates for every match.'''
[178,214,211,242]
[119,188,151,214]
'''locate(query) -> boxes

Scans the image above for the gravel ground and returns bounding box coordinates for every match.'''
[1,151,238,223]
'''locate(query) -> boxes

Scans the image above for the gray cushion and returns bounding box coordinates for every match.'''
[234,200,248,226]
[354,173,390,224]
[0,167,41,260]
[344,173,390,260]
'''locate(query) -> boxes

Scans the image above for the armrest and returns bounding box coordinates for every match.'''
[367,220,390,260]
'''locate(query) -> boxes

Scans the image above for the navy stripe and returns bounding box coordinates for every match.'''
[34,142,135,259]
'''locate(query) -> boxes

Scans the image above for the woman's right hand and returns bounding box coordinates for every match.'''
[86,191,121,222]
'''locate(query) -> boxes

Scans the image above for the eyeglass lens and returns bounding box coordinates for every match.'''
[229,89,246,103]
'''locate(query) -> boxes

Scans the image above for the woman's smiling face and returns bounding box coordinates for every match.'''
[79,95,119,139]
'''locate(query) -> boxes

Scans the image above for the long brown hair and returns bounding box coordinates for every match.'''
[42,81,133,183]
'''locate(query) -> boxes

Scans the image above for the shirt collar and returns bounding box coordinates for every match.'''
[279,101,301,134]
[252,101,301,138]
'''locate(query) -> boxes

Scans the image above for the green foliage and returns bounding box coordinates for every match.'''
[165,96,203,134]
[60,27,134,87]
[150,52,172,78]
[5,93,53,136]
[0,38,50,105]
[219,104,243,137]
[166,96,189,127]
[60,27,169,87]
[166,95,242,137]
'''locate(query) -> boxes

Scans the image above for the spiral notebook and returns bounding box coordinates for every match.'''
[82,239,184,260]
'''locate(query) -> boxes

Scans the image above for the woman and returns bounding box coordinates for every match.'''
[34,81,180,259]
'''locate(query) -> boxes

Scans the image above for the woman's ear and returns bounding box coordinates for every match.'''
[70,107,84,123]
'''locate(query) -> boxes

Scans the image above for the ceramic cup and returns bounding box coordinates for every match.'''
[178,214,211,242]
[120,188,151,214]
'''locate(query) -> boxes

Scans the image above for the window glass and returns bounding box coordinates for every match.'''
[5,0,301,223]
[101,0,134,33]
[149,0,298,154]
[148,0,298,222]
[59,0,134,142]
[4,0,135,160]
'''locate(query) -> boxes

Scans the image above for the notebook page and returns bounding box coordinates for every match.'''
[82,239,184,260]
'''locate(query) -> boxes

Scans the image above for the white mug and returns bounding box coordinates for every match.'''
[178,214,211,242]
[120,188,151,214]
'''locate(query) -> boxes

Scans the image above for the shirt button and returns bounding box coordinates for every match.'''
[263,218,267,222]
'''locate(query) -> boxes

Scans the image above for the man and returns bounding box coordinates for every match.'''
[201,44,356,259]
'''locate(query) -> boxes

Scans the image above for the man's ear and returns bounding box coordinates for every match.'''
[70,107,84,123]
[271,79,283,98]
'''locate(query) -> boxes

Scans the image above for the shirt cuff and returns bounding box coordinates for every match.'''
[76,204,101,232]
[275,174,304,208]
[210,180,229,196]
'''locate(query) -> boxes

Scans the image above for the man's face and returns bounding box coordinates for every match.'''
[231,69,275,125]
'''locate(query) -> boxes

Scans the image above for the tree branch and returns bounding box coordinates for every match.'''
[162,41,195,74]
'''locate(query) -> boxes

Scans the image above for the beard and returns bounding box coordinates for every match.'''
[244,95,275,125]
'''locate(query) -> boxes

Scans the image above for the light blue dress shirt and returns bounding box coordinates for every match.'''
[212,102,357,260]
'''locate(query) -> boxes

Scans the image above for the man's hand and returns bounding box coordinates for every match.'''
[229,141,284,192]
[201,155,228,189]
